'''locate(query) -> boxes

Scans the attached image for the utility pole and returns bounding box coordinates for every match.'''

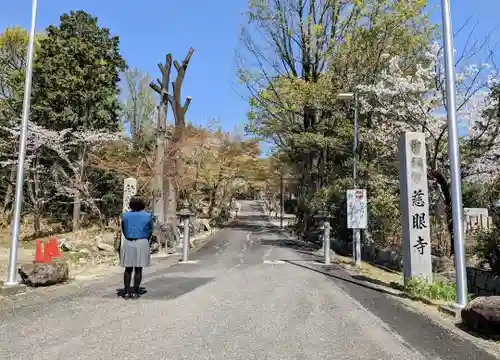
[5,0,38,286]
[440,0,468,308]
[150,54,172,252]
[353,92,361,267]
[336,92,362,267]
[165,48,194,233]
[280,170,284,229]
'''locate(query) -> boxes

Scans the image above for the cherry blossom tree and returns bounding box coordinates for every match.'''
[0,120,120,232]
[50,128,120,230]
[0,120,62,232]
[358,42,500,254]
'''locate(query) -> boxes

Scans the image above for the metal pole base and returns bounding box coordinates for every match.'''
[0,283,26,296]
[312,261,333,266]
[3,280,19,286]
[450,302,466,310]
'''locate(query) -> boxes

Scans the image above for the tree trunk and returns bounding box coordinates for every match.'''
[149,53,174,243]
[164,136,177,230]
[72,150,86,232]
[165,174,177,227]
[153,105,166,224]
[88,199,105,232]
[2,164,16,216]
[72,195,81,231]
[432,169,454,256]
[33,202,41,235]
[165,48,194,231]
[32,163,42,236]
[164,133,177,230]
[208,184,218,219]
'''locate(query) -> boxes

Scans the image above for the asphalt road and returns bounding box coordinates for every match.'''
[0,201,496,359]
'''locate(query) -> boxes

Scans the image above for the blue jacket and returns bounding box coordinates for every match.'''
[121,211,153,240]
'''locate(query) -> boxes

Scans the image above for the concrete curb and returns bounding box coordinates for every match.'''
[438,304,462,320]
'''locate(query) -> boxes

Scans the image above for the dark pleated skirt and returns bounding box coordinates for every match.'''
[120,238,151,268]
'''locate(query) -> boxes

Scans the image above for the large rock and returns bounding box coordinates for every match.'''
[461,296,500,336]
[18,261,70,287]
[95,242,115,253]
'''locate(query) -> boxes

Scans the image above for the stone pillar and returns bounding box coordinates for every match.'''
[121,177,137,258]
[399,132,432,284]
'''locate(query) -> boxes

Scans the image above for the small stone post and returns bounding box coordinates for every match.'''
[315,211,332,265]
[121,178,137,259]
[177,200,194,263]
[399,132,432,284]
[324,219,331,265]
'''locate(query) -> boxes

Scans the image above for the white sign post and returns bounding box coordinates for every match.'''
[347,189,367,266]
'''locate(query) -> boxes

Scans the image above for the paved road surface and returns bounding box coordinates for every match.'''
[0,201,496,359]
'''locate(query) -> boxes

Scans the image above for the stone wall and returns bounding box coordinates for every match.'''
[356,241,500,296]
[332,237,500,296]
[466,267,500,296]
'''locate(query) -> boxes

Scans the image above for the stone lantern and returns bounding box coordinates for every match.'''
[177,199,194,262]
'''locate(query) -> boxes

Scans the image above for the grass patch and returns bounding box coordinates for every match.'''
[389,278,457,302]
[333,254,404,287]
[64,251,91,263]
[332,255,459,304]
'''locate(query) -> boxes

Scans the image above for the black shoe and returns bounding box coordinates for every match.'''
[120,288,132,299]
[130,293,140,299]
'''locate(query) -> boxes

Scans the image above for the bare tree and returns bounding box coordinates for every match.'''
[150,48,194,232]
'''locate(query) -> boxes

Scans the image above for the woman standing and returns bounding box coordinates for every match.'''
[120,196,153,299]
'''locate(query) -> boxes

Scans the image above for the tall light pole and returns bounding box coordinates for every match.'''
[337,92,361,266]
[280,170,284,229]
[4,0,38,286]
[441,0,468,308]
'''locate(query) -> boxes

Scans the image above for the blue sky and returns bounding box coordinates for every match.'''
[1,0,499,146]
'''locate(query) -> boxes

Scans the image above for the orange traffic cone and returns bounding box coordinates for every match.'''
[35,240,45,263]
[44,238,61,262]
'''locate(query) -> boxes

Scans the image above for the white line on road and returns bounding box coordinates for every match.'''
[263,246,272,260]
[263,260,286,264]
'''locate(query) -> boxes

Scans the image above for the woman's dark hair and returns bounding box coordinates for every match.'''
[129,196,146,212]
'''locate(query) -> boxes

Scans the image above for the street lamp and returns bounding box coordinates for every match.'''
[337,92,361,266]
[440,0,468,308]
[4,0,38,287]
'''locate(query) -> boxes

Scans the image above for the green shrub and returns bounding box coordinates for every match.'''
[473,227,500,274]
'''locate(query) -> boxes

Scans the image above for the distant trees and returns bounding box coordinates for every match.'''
[0,11,126,234]
[0,10,262,240]
[240,0,500,253]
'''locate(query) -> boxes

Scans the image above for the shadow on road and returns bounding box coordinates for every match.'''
[285,260,404,299]
[102,277,215,301]
[351,274,398,290]
[115,287,148,297]
[143,276,214,300]
[227,216,276,232]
